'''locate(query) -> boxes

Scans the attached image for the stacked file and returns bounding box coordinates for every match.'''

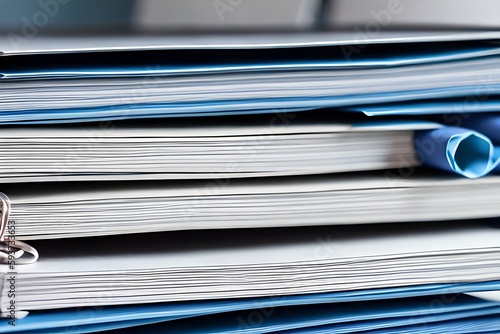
[0,120,424,183]
[9,223,500,310]
[1,31,500,333]
[1,32,500,123]
[5,173,500,240]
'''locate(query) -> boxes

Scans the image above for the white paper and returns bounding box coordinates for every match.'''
[0,122,423,183]
[2,31,500,56]
[2,223,500,311]
[4,173,500,240]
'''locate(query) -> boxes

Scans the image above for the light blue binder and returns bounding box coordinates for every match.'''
[3,281,500,333]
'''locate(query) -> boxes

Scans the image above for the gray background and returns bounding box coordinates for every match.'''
[0,0,498,32]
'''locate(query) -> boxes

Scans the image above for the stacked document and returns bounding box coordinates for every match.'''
[2,31,500,333]
[4,227,500,334]
[5,222,500,309]
[1,32,500,124]
[0,120,425,183]
[5,173,500,240]
[4,285,500,333]
[1,118,500,183]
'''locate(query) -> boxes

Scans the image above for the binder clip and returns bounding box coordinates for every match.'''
[0,192,38,265]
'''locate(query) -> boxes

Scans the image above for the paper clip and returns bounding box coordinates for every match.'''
[0,192,38,265]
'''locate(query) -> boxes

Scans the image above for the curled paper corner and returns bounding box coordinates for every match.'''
[0,311,28,320]
[415,127,500,178]
[495,148,500,173]
[466,291,500,303]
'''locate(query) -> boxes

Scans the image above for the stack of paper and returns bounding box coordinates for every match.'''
[5,173,500,240]
[4,286,500,333]
[2,32,500,124]
[0,121,424,183]
[5,223,500,311]
[2,31,500,333]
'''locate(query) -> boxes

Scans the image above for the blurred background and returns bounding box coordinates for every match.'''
[0,0,498,34]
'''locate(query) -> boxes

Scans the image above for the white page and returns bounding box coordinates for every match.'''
[6,224,500,274]
[0,121,438,138]
[2,31,500,56]
[4,224,500,311]
[7,173,498,204]
[467,291,500,302]
[5,172,499,240]
[0,125,419,183]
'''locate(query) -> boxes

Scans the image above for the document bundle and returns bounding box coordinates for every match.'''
[1,31,500,333]
[2,32,500,124]
[0,121,425,183]
[4,173,500,240]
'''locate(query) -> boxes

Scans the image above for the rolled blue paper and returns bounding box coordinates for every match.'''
[496,148,500,173]
[415,127,500,178]
[462,115,500,145]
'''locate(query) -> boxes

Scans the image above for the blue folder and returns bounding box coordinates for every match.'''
[109,295,500,334]
[2,46,500,124]
[3,281,500,333]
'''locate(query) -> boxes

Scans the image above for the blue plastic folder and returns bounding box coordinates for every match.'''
[2,45,500,124]
[112,296,500,334]
[3,281,500,334]
[3,46,500,80]
[351,315,500,334]
[284,314,500,334]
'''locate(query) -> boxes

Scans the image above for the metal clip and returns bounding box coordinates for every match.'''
[0,192,38,265]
